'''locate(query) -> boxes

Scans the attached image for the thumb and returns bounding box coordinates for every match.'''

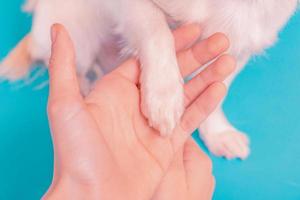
[47,23,84,130]
[183,138,215,200]
[48,23,81,102]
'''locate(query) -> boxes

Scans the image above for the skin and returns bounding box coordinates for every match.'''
[43,24,235,200]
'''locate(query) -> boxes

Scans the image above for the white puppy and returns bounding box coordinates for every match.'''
[0,0,298,159]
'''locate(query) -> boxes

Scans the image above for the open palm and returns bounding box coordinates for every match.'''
[45,24,235,200]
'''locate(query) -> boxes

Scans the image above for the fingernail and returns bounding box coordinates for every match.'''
[51,24,59,43]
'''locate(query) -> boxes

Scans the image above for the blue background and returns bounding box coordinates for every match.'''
[0,0,300,199]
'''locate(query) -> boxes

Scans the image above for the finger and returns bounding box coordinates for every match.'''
[184,55,236,107]
[183,138,215,200]
[172,82,226,150]
[178,32,230,77]
[48,23,81,101]
[113,24,201,83]
[173,24,201,51]
[114,32,228,84]
[181,82,226,134]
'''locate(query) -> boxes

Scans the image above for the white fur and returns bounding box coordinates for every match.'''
[2,0,298,158]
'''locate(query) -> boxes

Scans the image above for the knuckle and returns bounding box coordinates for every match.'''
[208,32,230,53]
[195,101,209,117]
[180,117,195,133]
[48,96,80,118]
[48,100,61,117]
[180,111,203,133]
[218,55,236,72]
[184,91,193,105]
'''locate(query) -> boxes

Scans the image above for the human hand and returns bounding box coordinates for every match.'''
[152,138,215,200]
[43,24,235,200]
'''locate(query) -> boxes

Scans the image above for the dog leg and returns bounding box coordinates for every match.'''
[199,56,250,160]
[119,0,184,136]
[0,34,32,81]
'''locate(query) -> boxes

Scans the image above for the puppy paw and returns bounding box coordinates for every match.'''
[0,63,28,81]
[202,130,250,160]
[141,77,184,137]
[0,35,31,81]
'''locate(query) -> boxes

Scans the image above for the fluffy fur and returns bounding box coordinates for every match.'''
[0,0,298,159]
